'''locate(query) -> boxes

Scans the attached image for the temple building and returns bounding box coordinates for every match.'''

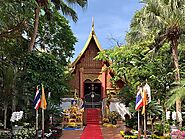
[68,20,124,125]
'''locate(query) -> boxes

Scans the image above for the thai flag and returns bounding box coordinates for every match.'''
[135,87,143,111]
[33,86,41,110]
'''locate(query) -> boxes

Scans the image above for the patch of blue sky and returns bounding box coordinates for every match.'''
[68,0,144,61]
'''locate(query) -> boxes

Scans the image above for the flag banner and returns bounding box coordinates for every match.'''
[40,84,47,110]
[141,89,147,115]
[33,86,41,110]
[135,87,143,111]
[143,83,151,104]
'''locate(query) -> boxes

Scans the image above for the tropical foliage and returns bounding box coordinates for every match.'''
[96,0,185,127]
[29,0,87,51]
[128,0,185,125]
[0,0,86,129]
[167,79,185,108]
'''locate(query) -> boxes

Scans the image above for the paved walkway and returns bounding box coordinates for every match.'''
[60,124,124,139]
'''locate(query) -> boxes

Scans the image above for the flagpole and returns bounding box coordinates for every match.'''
[40,83,47,139]
[36,110,38,139]
[42,109,44,139]
[144,107,146,139]
[138,110,140,139]
[141,84,147,139]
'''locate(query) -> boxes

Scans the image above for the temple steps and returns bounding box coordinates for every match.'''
[86,108,101,125]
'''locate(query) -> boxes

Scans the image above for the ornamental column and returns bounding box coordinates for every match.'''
[102,65,106,99]
[79,68,84,98]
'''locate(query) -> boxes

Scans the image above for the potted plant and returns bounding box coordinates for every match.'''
[108,111,120,125]
[102,118,109,124]
[116,114,123,124]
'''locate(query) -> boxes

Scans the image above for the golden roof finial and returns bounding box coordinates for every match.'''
[92,17,94,32]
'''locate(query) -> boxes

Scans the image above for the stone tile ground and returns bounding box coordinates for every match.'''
[60,125,124,139]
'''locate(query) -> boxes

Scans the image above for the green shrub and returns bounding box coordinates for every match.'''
[108,111,121,121]
[14,127,36,139]
[164,122,170,133]
[0,131,12,139]
[154,123,163,136]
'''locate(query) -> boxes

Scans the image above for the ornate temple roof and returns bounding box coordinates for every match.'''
[71,18,103,67]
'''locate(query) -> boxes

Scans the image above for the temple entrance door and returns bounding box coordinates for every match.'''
[84,79,102,125]
[84,79,102,108]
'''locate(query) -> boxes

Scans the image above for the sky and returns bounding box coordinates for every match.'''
[69,0,144,61]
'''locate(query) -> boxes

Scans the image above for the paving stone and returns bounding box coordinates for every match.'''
[60,125,124,139]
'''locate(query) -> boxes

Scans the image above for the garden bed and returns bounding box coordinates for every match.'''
[0,129,12,139]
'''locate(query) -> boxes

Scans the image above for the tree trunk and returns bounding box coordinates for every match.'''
[3,103,8,129]
[12,94,16,112]
[171,39,182,127]
[28,8,40,52]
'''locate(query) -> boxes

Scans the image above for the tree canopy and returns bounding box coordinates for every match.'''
[96,0,185,121]
[0,0,81,129]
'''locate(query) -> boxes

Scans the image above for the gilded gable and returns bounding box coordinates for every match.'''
[77,38,102,69]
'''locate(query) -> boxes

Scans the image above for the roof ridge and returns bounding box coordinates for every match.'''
[71,19,103,67]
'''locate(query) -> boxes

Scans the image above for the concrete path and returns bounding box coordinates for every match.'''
[60,130,83,139]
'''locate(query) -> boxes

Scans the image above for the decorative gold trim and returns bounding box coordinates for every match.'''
[71,19,103,68]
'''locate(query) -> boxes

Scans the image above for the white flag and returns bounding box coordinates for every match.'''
[144,83,151,104]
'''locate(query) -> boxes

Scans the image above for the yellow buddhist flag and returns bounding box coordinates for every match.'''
[40,84,47,110]
[141,88,147,115]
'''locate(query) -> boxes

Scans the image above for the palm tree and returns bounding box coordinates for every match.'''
[127,0,185,126]
[29,0,88,52]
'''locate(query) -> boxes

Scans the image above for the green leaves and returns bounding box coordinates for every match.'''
[0,0,36,40]
[166,79,185,108]
[38,11,77,62]
[0,0,78,107]
[125,0,185,114]
[127,0,185,46]
[96,37,185,110]
[51,0,88,22]
[147,100,163,116]
[22,51,71,103]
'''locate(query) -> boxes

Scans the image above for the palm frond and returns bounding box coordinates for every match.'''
[51,0,87,22]
[66,0,88,8]
[166,79,185,108]
[60,1,78,22]
[147,100,163,116]
[51,0,61,10]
